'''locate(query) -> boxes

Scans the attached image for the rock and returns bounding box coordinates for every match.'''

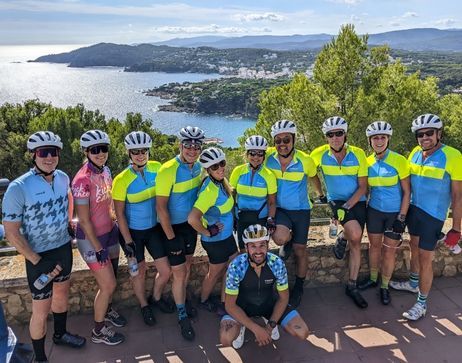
[443,265,457,277]
[7,294,24,316]
[320,257,336,268]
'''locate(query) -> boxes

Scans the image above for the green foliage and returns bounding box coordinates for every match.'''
[0,101,177,181]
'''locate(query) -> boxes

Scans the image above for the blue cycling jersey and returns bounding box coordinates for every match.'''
[2,169,70,253]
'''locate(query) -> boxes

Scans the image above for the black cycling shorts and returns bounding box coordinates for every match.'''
[406,205,444,251]
[331,200,367,230]
[222,303,299,328]
[202,235,238,265]
[275,208,310,244]
[237,211,266,249]
[161,222,198,266]
[126,224,167,262]
[366,206,397,234]
[25,242,73,300]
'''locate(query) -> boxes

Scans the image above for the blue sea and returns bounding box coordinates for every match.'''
[0,45,255,146]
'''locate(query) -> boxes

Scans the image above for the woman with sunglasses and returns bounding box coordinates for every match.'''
[112,131,173,327]
[71,130,125,345]
[188,147,237,313]
[356,122,410,306]
[230,135,277,252]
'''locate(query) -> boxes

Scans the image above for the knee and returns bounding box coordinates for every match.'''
[31,309,49,324]
[172,267,187,281]
[297,327,309,340]
[293,245,306,258]
[101,279,117,295]
[220,334,234,347]
[273,230,290,246]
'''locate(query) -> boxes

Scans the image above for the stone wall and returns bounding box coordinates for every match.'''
[1,226,462,324]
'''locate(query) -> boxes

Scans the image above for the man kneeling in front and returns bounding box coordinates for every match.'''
[219,224,309,349]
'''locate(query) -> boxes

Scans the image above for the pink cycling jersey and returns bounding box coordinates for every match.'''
[71,162,114,238]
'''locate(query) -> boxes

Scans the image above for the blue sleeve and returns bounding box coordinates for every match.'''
[269,254,289,291]
[2,183,25,222]
[225,255,247,296]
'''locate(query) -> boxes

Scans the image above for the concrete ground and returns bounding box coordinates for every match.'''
[11,275,462,363]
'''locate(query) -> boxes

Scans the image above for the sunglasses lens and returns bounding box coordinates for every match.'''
[249,151,264,157]
[131,149,148,155]
[183,143,201,150]
[417,130,435,138]
[36,148,59,157]
[210,160,226,171]
[90,145,109,154]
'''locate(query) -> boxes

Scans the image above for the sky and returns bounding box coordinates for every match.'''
[0,0,460,45]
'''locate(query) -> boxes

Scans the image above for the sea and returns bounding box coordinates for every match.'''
[0,45,255,146]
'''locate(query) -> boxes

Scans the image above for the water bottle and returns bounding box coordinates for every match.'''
[329,219,338,238]
[449,244,462,254]
[128,257,139,277]
[33,273,53,290]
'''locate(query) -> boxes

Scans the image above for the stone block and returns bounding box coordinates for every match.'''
[7,294,24,316]
[443,265,457,277]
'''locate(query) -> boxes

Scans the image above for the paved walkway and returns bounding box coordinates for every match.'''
[11,275,462,363]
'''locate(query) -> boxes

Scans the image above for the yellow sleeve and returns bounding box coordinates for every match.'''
[229,165,242,189]
[111,172,128,202]
[156,163,176,197]
[396,154,410,180]
[263,168,277,194]
[446,148,462,181]
[193,182,218,214]
[303,154,318,177]
[356,148,368,177]
[310,145,326,167]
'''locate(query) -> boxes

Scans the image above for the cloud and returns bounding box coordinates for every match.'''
[402,12,418,18]
[434,18,456,27]
[390,21,401,27]
[232,12,285,22]
[153,24,271,35]
[327,0,363,5]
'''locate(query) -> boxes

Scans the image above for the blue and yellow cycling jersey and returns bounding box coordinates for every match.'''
[409,144,462,221]
[156,156,201,225]
[311,144,368,202]
[367,149,410,213]
[264,148,317,210]
[229,163,277,219]
[225,252,288,299]
[193,177,234,242]
[2,169,70,253]
[112,161,161,230]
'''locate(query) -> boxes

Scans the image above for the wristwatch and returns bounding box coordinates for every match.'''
[267,320,277,329]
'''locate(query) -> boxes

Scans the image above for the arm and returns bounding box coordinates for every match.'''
[156,196,174,239]
[68,189,74,221]
[345,176,367,209]
[309,174,324,197]
[399,177,411,217]
[269,288,289,323]
[75,203,102,251]
[188,207,212,237]
[267,193,276,219]
[113,200,133,244]
[451,180,462,231]
[4,221,41,265]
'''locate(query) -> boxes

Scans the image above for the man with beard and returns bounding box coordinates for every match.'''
[219,224,309,349]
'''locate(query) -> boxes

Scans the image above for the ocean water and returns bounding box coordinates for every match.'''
[0,45,255,146]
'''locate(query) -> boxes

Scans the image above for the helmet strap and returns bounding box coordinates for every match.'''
[32,155,56,177]
[87,154,105,173]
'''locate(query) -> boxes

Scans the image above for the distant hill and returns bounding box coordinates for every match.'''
[151,28,462,52]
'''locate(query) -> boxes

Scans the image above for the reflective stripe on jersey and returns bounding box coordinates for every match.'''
[71,163,115,238]
[367,150,410,213]
[229,163,277,219]
[193,177,234,242]
[225,252,288,298]
[112,161,160,230]
[409,144,462,221]
[264,148,317,210]
[156,156,201,225]
[2,169,70,253]
[311,144,368,202]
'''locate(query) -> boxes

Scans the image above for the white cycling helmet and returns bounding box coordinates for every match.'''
[80,129,110,149]
[242,224,270,244]
[270,120,297,137]
[27,131,63,151]
[411,114,443,133]
[366,121,393,137]
[199,147,225,169]
[322,116,348,135]
[245,135,268,151]
[124,131,152,150]
[178,126,205,143]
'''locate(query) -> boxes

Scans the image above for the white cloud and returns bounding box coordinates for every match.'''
[390,21,401,27]
[232,12,285,22]
[327,0,363,5]
[153,24,271,35]
[434,18,456,27]
[402,12,418,18]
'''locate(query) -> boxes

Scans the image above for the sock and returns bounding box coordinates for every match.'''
[53,311,67,338]
[94,321,105,334]
[347,279,357,289]
[177,304,187,320]
[111,258,119,279]
[417,292,428,306]
[294,276,305,291]
[381,276,390,289]
[370,268,378,283]
[409,272,419,289]
[32,335,47,362]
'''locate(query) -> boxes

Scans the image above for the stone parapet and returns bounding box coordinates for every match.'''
[1,226,461,324]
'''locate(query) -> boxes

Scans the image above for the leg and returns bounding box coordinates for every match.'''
[219,318,242,347]
[272,225,291,246]
[171,263,187,306]
[30,298,52,361]
[132,261,148,306]
[152,257,172,301]
[367,233,382,281]
[201,262,228,303]
[343,220,363,281]
[418,249,435,296]
[92,265,117,324]
[381,236,400,287]
[283,314,309,341]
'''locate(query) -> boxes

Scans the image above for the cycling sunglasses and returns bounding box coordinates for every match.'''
[326,131,345,138]
[130,148,149,155]
[274,136,292,145]
[35,147,60,158]
[247,150,265,157]
[209,160,226,171]
[182,142,202,150]
[89,145,109,154]
[416,129,436,138]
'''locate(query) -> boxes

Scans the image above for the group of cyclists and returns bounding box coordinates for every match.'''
[1,111,461,361]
